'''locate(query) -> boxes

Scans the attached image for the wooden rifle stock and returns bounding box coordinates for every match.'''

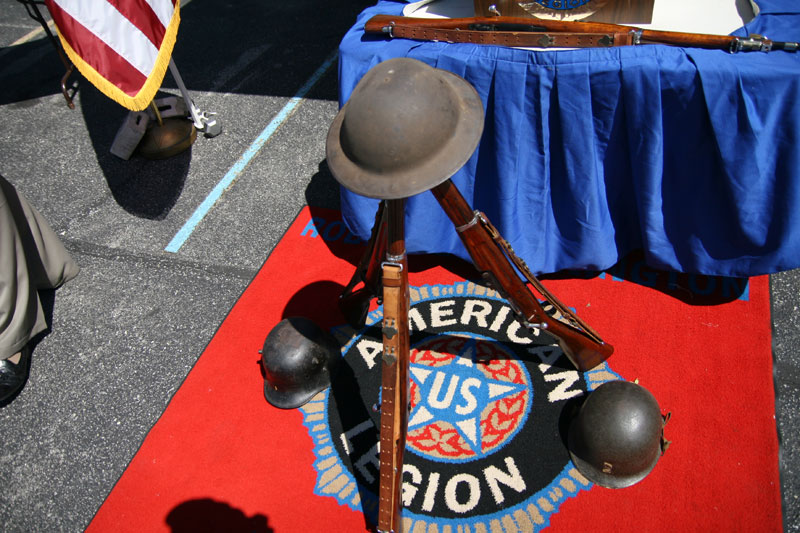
[339,202,388,328]
[377,199,410,533]
[339,201,410,530]
[365,14,799,52]
[431,180,613,371]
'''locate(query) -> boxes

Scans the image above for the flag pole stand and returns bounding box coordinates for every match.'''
[168,59,222,138]
[17,0,78,108]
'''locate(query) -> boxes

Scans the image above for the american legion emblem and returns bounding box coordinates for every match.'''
[299,280,621,531]
[517,0,609,20]
[529,0,595,8]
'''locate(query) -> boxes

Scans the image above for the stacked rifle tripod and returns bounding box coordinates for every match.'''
[261,57,669,532]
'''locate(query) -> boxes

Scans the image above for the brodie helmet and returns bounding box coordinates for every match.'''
[325,57,485,200]
[568,380,669,489]
[261,317,341,409]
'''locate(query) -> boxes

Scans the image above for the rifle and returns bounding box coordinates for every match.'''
[339,200,409,530]
[365,14,799,52]
[430,179,612,372]
[376,199,410,533]
[339,202,388,328]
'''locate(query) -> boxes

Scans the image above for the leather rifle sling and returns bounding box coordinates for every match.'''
[377,261,409,533]
[383,24,634,48]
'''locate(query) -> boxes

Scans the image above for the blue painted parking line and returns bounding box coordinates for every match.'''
[164,50,338,253]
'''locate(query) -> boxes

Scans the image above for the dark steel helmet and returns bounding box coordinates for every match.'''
[568,380,669,488]
[326,57,484,199]
[261,317,341,409]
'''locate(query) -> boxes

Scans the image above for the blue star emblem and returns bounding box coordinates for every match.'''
[408,336,529,459]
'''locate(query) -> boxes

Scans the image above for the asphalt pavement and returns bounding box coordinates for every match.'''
[0,0,798,531]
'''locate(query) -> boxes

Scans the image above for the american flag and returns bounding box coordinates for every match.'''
[45,0,180,111]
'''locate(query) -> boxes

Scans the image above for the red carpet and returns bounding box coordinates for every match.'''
[87,206,781,532]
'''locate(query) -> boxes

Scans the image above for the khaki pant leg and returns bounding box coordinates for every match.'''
[0,176,79,359]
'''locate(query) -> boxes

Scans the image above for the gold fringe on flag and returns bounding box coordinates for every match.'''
[54,3,181,111]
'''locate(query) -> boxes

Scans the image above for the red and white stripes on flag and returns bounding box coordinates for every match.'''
[45,0,180,111]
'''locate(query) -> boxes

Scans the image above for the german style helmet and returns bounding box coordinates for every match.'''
[326,57,484,199]
[261,317,341,409]
[568,380,669,488]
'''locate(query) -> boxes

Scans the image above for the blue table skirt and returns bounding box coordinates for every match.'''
[337,0,800,277]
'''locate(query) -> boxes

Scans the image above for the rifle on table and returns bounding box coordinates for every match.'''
[365,14,799,52]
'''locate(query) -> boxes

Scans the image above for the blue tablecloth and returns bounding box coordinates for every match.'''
[337,0,800,277]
